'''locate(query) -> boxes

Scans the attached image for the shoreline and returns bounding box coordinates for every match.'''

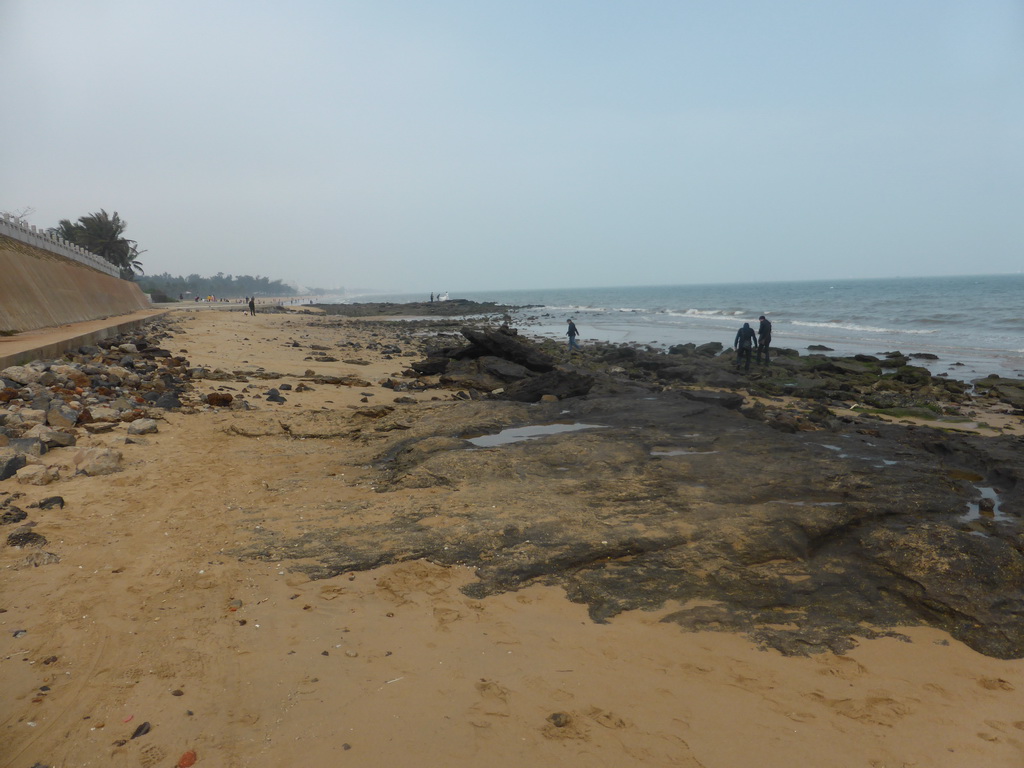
[281,298,1024,381]
[2,309,1024,767]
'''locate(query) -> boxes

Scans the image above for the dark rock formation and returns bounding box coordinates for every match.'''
[974,376,1024,410]
[498,370,595,403]
[231,389,1024,659]
[459,327,556,372]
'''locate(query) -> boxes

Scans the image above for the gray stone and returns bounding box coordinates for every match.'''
[88,406,121,422]
[16,465,59,486]
[25,425,76,449]
[108,366,140,386]
[152,392,182,409]
[16,409,46,426]
[1,366,42,385]
[14,551,61,568]
[0,449,27,481]
[82,422,117,434]
[127,418,159,435]
[7,438,45,456]
[74,448,123,476]
[50,364,90,388]
[46,402,79,429]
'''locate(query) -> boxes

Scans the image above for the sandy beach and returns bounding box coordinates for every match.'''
[3,307,1023,768]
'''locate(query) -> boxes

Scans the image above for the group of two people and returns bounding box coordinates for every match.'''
[566,316,772,372]
[734,315,771,372]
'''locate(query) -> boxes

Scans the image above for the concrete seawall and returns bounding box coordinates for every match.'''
[0,233,152,334]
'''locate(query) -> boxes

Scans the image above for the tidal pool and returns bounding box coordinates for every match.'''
[466,423,605,447]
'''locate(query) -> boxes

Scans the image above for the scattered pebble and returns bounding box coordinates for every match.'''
[548,712,572,728]
[130,721,151,739]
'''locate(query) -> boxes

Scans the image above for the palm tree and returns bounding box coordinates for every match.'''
[49,209,145,279]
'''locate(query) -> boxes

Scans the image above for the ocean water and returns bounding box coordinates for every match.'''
[341,274,1024,380]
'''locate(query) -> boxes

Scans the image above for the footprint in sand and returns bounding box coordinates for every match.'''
[807,692,914,727]
[978,677,1015,691]
[139,743,168,767]
[550,687,575,703]
[922,682,951,699]
[586,706,629,729]
[433,606,464,629]
[473,679,511,717]
[783,710,817,723]
[814,654,867,680]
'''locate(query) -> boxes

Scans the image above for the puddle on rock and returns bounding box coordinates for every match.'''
[650,450,719,457]
[959,486,1013,524]
[466,423,605,447]
[768,501,843,507]
[946,469,985,483]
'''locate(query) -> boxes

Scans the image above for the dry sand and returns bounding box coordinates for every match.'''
[2,307,1023,768]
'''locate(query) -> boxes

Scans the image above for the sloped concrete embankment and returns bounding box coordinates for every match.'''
[0,235,151,334]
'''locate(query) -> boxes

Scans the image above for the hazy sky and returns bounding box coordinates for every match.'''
[3,1,1022,293]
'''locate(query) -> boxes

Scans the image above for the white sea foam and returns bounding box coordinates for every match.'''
[663,308,740,318]
[791,320,936,335]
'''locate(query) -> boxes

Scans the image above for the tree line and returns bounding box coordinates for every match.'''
[6,207,317,298]
[136,272,299,302]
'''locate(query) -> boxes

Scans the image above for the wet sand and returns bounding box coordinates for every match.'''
[2,307,1023,767]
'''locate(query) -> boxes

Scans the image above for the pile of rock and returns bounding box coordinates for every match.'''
[0,327,189,484]
[409,326,595,402]
[581,341,990,414]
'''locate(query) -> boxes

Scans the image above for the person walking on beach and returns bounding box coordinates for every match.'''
[248,297,256,316]
[734,322,756,372]
[756,315,772,365]
[567,319,581,352]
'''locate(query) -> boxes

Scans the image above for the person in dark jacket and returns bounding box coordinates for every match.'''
[566,319,581,351]
[734,322,756,372]
[756,315,772,365]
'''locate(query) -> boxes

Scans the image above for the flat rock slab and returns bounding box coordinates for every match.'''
[232,390,1024,659]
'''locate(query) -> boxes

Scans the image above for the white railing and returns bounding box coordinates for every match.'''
[0,214,121,278]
